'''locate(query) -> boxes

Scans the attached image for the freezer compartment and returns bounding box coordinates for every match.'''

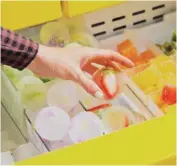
[1,5,176,165]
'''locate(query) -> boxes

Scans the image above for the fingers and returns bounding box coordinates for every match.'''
[91,59,121,71]
[75,68,104,99]
[81,56,121,75]
[88,49,135,67]
[81,63,98,75]
[105,61,121,71]
[80,56,98,75]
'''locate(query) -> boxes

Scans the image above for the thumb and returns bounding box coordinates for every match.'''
[76,69,104,99]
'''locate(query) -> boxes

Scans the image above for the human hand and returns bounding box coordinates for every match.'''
[28,44,134,99]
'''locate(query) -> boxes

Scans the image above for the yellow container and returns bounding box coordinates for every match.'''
[16,110,176,165]
[62,1,124,17]
[1,1,62,30]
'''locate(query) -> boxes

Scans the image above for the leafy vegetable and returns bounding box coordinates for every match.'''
[3,65,33,85]
[39,77,53,83]
[172,31,176,42]
[156,31,176,56]
[16,76,47,111]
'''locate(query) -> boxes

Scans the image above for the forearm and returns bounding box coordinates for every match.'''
[27,44,49,72]
[1,27,39,70]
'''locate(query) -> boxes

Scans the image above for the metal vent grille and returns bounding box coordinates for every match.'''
[84,1,176,40]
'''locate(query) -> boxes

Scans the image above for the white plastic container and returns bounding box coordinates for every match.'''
[99,106,136,133]
[35,107,71,141]
[1,151,14,165]
[69,112,105,143]
[16,76,47,112]
[47,81,80,113]
[12,143,39,162]
[34,106,73,151]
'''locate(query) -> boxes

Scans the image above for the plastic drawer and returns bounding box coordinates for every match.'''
[16,110,176,165]
[1,1,62,30]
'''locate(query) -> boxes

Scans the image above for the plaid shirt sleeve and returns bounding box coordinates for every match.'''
[1,27,39,70]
